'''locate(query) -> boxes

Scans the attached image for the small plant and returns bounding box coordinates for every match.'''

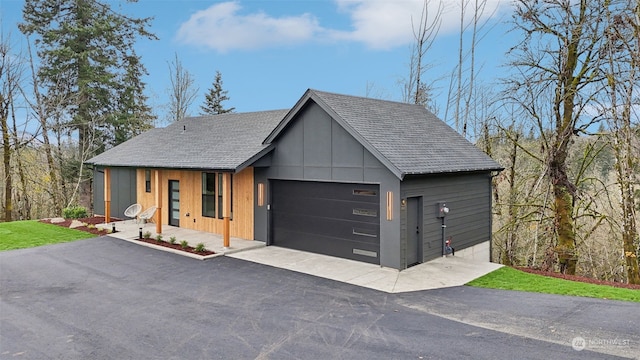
[180,240,189,249]
[195,243,206,253]
[143,231,151,239]
[155,234,163,242]
[87,224,96,229]
[169,236,177,244]
[62,206,88,219]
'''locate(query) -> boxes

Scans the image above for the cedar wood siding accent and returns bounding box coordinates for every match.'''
[400,172,492,263]
[136,167,254,239]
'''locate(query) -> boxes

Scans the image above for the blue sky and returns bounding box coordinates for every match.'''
[2,0,516,125]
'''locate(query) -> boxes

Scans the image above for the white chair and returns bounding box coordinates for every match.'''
[124,203,142,223]
[138,206,157,224]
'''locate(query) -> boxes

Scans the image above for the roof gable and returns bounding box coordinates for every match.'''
[265,89,502,179]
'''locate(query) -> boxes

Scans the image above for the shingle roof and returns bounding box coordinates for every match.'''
[88,89,502,178]
[266,89,503,178]
[86,110,289,171]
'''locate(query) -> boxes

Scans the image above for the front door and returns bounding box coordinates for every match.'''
[406,197,423,267]
[169,180,180,227]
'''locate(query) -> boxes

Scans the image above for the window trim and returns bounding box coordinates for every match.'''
[201,172,233,220]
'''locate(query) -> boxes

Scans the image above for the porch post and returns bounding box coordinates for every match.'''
[223,172,231,248]
[155,169,162,234]
[104,167,111,223]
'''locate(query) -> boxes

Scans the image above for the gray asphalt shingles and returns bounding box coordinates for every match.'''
[86,109,288,170]
[310,89,503,176]
[87,90,502,177]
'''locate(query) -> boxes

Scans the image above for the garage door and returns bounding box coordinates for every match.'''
[271,180,380,264]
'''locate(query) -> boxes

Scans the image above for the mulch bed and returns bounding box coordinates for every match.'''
[41,216,215,256]
[136,237,215,256]
[39,216,117,236]
[516,267,640,290]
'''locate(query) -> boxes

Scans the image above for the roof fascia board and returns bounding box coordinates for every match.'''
[235,144,276,172]
[263,89,313,144]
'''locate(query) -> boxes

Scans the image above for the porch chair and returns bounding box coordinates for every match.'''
[123,203,142,224]
[138,205,157,224]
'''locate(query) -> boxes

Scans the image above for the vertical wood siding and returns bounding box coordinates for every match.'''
[136,167,254,239]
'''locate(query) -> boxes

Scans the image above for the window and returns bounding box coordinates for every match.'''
[353,208,377,217]
[202,172,233,219]
[353,189,377,196]
[145,170,151,193]
[202,173,216,217]
[217,173,224,219]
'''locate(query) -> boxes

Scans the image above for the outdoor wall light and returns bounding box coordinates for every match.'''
[401,198,407,207]
[437,202,449,218]
[257,183,265,207]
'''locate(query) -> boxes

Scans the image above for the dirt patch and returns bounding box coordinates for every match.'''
[516,267,640,290]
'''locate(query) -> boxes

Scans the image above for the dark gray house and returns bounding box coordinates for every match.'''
[88,89,502,270]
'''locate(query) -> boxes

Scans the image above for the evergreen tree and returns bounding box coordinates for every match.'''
[19,0,157,157]
[200,70,235,115]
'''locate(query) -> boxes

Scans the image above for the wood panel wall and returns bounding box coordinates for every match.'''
[136,167,254,239]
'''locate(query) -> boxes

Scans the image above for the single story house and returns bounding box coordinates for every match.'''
[87,89,503,270]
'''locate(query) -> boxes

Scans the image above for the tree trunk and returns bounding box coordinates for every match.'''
[1,93,12,222]
[11,99,30,219]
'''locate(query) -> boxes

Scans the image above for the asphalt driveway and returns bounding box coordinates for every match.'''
[1,237,638,359]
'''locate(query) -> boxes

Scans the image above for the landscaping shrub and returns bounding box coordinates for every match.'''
[62,206,88,219]
[195,243,206,253]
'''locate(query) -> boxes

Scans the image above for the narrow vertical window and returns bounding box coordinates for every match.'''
[202,173,216,217]
[386,191,393,221]
[145,169,151,193]
[217,173,224,219]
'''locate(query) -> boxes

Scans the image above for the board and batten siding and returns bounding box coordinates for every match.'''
[400,172,493,263]
[136,167,254,240]
[93,167,137,219]
[255,101,402,269]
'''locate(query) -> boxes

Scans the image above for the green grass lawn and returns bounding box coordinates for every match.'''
[0,220,96,251]
[468,266,640,303]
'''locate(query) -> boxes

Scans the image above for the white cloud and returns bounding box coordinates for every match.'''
[175,0,509,52]
[175,1,322,52]
[332,0,509,50]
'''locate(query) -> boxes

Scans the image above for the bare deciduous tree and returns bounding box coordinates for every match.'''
[167,53,198,122]
[0,32,23,222]
[508,0,609,275]
[401,0,442,112]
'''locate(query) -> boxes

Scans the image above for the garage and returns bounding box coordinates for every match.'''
[270,180,380,264]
